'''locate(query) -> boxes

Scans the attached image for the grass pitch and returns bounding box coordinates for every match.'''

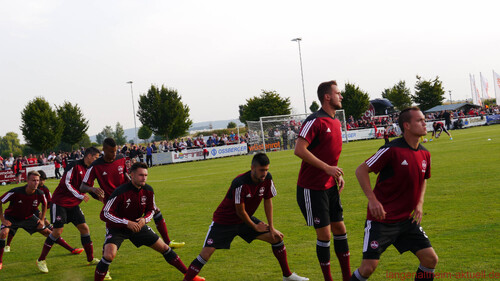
[0,125,498,280]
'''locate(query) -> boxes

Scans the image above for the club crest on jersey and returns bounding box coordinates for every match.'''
[141,196,147,205]
[118,166,124,174]
[207,238,214,245]
[32,200,38,207]
[421,160,427,172]
[259,186,265,196]
[314,217,321,225]
[56,216,62,221]
[370,241,379,249]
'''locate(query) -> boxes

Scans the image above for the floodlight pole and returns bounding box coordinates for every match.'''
[126,81,138,145]
[291,38,307,114]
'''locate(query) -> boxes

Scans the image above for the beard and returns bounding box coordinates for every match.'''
[330,98,342,110]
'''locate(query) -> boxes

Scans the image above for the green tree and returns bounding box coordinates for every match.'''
[413,76,445,111]
[78,133,92,148]
[227,121,237,129]
[382,80,413,111]
[0,132,23,158]
[341,83,370,119]
[239,90,291,123]
[138,125,153,141]
[56,101,89,147]
[20,97,63,152]
[309,101,320,112]
[137,85,193,140]
[114,122,127,145]
[96,126,114,144]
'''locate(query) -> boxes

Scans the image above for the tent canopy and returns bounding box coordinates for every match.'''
[425,103,481,113]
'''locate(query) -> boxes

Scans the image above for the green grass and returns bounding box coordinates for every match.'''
[1,125,499,280]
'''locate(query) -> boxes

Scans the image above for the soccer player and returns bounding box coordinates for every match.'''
[36,147,101,272]
[294,80,351,281]
[350,107,438,281]
[183,153,309,281]
[0,171,78,271]
[429,121,452,141]
[94,162,205,281]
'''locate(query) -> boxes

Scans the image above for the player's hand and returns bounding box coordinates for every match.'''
[254,221,269,233]
[83,193,90,203]
[270,227,284,240]
[127,220,141,233]
[136,217,146,228]
[36,219,45,230]
[1,219,12,227]
[92,187,105,199]
[368,198,386,220]
[411,203,424,224]
[337,176,345,194]
[326,165,343,179]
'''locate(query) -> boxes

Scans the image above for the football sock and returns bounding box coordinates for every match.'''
[56,237,74,252]
[334,233,352,281]
[271,241,292,277]
[184,255,207,281]
[95,258,112,281]
[163,247,187,273]
[416,264,435,281]
[6,230,15,246]
[38,234,57,261]
[0,239,5,262]
[350,269,368,281]
[317,239,333,281]
[81,234,94,262]
[154,212,171,244]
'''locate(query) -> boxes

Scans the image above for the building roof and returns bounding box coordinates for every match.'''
[425,103,481,113]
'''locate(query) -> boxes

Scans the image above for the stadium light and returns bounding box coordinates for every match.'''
[291,37,308,114]
[126,81,138,145]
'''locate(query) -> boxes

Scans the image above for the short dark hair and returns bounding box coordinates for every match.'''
[251,153,270,167]
[27,170,40,179]
[130,162,148,173]
[398,106,421,132]
[103,138,117,148]
[37,170,47,180]
[85,147,100,157]
[317,80,338,103]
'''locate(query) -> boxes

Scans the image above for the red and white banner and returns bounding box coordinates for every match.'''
[494,70,500,103]
[480,72,490,99]
[470,74,482,106]
[0,169,27,184]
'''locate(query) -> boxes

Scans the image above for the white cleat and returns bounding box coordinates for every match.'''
[4,246,10,252]
[283,272,309,281]
[36,259,49,273]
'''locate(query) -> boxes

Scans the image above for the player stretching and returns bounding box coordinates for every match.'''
[295,80,351,281]
[183,153,308,281]
[36,147,101,272]
[94,162,204,281]
[350,107,438,281]
[0,171,79,272]
[429,121,452,141]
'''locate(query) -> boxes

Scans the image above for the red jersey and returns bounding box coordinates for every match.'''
[0,186,47,220]
[213,171,277,225]
[100,182,155,229]
[82,156,129,202]
[365,137,431,223]
[52,159,90,208]
[38,184,52,208]
[297,109,343,190]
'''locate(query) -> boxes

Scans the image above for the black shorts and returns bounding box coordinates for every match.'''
[362,219,432,259]
[104,225,159,249]
[297,186,344,228]
[50,203,86,228]
[203,217,266,249]
[0,215,43,235]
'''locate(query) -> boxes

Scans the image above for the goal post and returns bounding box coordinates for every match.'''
[246,110,348,153]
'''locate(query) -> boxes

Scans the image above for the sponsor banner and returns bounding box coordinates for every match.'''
[247,140,281,152]
[342,128,377,141]
[26,164,56,179]
[171,149,205,163]
[486,114,500,125]
[152,151,174,165]
[207,143,248,159]
[461,116,487,127]
[0,169,27,183]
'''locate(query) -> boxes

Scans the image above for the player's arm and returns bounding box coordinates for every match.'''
[412,179,427,224]
[294,137,343,178]
[65,168,89,202]
[39,193,48,226]
[0,202,10,227]
[80,167,105,200]
[263,198,283,240]
[235,203,268,232]
[355,162,386,220]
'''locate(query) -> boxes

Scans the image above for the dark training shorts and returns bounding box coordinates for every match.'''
[297,186,344,228]
[362,218,432,259]
[50,203,86,228]
[104,225,159,249]
[203,216,267,249]
[1,215,43,235]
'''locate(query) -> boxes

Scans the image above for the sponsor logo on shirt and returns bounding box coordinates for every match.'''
[118,166,123,175]
[370,240,379,249]
[421,160,427,172]
[141,196,147,205]
[258,186,265,196]
[32,200,38,207]
[401,160,408,166]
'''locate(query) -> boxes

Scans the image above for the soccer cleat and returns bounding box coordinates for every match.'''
[71,248,84,255]
[169,240,185,249]
[450,137,453,140]
[429,139,433,142]
[283,272,309,281]
[104,271,112,280]
[0,262,3,270]
[4,246,10,252]
[88,258,100,265]
[185,274,206,281]
[36,259,49,273]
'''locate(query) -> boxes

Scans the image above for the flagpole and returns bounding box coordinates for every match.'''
[494,70,498,102]
[480,72,484,101]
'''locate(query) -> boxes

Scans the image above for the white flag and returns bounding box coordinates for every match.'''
[471,74,482,106]
[480,73,490,99]
[494,70,500,104]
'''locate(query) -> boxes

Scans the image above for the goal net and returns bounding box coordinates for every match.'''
[246,110,348,153]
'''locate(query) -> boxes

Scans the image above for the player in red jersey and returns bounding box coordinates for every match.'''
[94,162,204,281]
[429,121,452,141]
[183,153,308,281]
[0,171,78,272]
[295,80,351,281]
[350,107,438,281]
[36,147,101,272]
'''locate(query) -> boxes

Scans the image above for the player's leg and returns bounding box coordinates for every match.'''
[0,225,11,269]
[350,259,379,280]
[330,191,351,281]
[149,239,190,274]
[43,205,82,254]
[37,226,64,265]
[5,227,16,251]
[414,247,438,281]
[153,208,184,248]
[76,223,97,263]
[95,243,118,281]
